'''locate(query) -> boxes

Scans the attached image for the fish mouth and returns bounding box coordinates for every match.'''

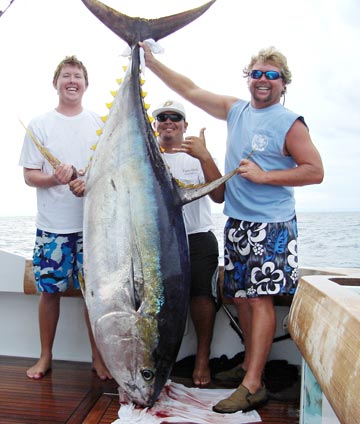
[95,312,159,406]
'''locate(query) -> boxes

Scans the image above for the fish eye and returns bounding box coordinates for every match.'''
[141,368,155,381]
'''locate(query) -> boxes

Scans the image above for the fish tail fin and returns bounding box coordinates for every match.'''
[81,0,216,46]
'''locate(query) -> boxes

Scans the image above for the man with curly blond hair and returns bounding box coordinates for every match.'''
[140,43,324,413]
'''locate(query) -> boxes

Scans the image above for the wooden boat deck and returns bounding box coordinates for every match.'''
[0,355,300,423]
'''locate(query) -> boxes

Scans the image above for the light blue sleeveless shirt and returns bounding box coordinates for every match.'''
[224,100,303,223]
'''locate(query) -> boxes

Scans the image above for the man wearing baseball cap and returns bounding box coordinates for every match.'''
[153,99,224,387]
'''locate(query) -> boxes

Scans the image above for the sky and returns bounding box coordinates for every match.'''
[0,0,359,216]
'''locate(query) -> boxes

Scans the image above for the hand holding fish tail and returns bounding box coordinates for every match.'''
[139,40,232,121]
[139,40,188,90]
[139,39,164,76]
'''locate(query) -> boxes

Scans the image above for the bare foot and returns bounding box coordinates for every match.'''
[26,357,52,380]
[92,356,112,381]
[192,362,211,387]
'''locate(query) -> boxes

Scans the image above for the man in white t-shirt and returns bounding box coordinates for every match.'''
[19,55,111,381]
[152,99,224,387]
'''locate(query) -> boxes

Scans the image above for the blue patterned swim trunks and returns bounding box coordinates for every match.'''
[223,217,298,299]
[33,229,83,293]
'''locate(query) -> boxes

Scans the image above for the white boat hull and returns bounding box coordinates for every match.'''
[3,248,355,368]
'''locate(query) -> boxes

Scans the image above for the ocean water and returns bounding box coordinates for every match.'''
[0,212,359,269]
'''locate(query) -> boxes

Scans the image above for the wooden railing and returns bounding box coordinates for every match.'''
[23,260,293,305]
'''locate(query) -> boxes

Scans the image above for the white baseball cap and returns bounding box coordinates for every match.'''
[152,99,186,120]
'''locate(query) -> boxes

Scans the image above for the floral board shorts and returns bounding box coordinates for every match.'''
[223,216,298,299]
[33,229,83,293]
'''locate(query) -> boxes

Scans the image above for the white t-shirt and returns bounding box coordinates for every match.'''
[163,152,215,235]
[19,109,103,233]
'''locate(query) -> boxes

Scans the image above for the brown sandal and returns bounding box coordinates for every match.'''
[213,384,268,413]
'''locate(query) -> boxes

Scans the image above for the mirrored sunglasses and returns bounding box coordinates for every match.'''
[250,70,282,80]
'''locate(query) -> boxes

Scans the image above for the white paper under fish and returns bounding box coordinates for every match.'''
[112,381,261,423]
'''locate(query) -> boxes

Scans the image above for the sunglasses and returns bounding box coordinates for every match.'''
[156,113,184,122]
[250,70,282,80]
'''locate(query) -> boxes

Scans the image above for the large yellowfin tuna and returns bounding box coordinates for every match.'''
[80,0,231,407]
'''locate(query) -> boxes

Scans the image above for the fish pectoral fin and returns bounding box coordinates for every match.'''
[175,168,237,206]
[129,257,143,311]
